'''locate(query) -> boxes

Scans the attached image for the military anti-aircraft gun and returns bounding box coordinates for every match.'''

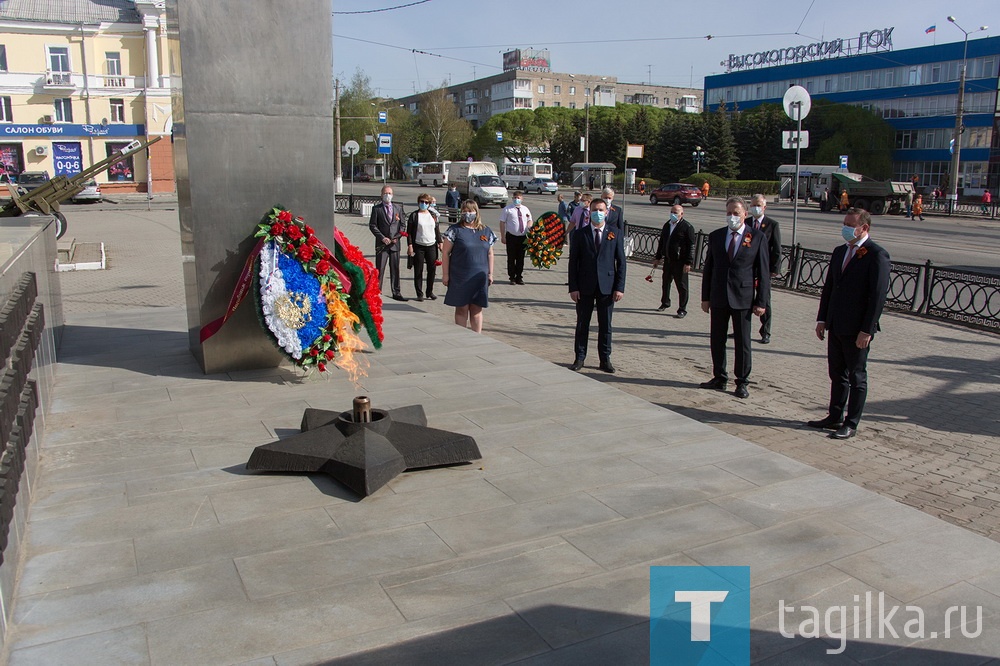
[1,136,162,239]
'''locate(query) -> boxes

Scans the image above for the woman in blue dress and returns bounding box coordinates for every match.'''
[441,200,497,333]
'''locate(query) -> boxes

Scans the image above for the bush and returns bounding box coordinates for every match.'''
[684,172,726,190]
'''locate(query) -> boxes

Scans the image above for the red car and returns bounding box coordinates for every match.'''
[649,183,702,206]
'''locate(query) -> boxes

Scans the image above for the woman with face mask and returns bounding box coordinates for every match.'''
[441,200,497,333]
[406,193,443,301]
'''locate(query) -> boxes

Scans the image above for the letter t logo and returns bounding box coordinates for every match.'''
[675,590,729,641]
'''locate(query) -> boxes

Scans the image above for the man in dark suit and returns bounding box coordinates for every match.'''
[601,187,624,232]
[700,196,770,399]
[808,208,891,439]
[651,204,695,317]
[369,184,407,301]
[568,199,627,373]
[747,194,782,343]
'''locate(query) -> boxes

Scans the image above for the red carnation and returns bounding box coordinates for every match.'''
[297,244,314,262]
[318,362,326,371]
[315,259,331,275]
[304,225,315,235]
[286,225,303,241]
[277,210,293,223]
[323,334,332,342]
[310,348,319,356]
[307,235,320,247]
[270,222,285,236]
[325,350,335,360]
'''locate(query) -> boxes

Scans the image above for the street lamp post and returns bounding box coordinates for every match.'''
[692,145,706,174]
[946,16,988,211]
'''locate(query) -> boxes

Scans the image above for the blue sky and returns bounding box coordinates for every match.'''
[332,0,997,98]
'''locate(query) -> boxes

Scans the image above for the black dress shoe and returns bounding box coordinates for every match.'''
[829,425,857,439]
[427,294,437,300]
[415,296,424,302]
[807,416,844,430]
[569,359,585,371]
[515,278,525,285]
[656,304,667,312]
[599,360,615,373]
[699,377,728,391]
[760,335,771,344]
[509,278,516,284]
[734,384,749,399]
[677,310,687,318]
[391,294,408,302]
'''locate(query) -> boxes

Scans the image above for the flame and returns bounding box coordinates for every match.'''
[323,286,369,386]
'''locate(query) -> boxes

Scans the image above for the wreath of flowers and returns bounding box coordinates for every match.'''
[525,211,566,269]
[253,207,382,373]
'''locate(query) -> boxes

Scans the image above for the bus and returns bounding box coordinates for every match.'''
[502,161,554,190]
[417,161,451,187]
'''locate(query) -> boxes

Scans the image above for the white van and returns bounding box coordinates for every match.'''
[451,161,508,207]
[417,161,451,187]
[502,161,554,190]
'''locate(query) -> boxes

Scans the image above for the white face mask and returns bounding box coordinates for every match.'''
[603,198,613,207]
[382,194,392,203]
[749,206,763,217]
[727,215,743,231]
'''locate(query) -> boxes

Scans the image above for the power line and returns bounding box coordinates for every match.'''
[333,0,432,15]
[334,33,501,71]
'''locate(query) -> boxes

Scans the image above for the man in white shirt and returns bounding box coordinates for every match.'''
[499,191,533,285]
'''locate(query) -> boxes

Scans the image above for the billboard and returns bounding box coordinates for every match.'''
[502,49,551,73]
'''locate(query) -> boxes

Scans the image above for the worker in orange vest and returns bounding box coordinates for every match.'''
[701,181,710,199]
[912,195,924,221]
[839,189,849,211]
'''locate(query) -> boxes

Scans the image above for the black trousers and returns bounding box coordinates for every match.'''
[660,262,689,312]
[827,333,871,428]
[505,233,526,281]
[709,304,752,384]
[759,305,773,338]
[375,246,401,296]
[411,243,438,297]
[574,292,614,361]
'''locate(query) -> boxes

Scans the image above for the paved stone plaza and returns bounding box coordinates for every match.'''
[4,206,999,664]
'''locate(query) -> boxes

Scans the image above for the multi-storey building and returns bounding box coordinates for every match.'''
[396,49,702,130]
[0,0,173,194]
[704,31,1000,194]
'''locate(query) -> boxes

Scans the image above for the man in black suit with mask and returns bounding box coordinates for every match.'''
[369,184,407,301]
[651,204,695,317]
[600,186,624,232]
[808,208,890,440]
[747,193,782,343]
[700,196,770,399]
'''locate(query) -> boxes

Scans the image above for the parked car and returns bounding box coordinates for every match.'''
[649,183,702,206]
[71,178,102,203]
[16,171,50,194]
[524,178,558,194]
[354,172,371,182]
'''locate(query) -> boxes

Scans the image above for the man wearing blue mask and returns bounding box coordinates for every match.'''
[808,208,890,440]
[568,199,627,373]
[499,191,533,285]
[651,204,695,317]
[369,184,407,301]
[700,196,770,398]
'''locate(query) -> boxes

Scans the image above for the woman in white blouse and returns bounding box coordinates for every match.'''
[406,192,443,302]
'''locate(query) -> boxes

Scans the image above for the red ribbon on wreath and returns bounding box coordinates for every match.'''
[199,237,266,343]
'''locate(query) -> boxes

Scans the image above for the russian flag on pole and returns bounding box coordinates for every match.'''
[925,25,936,34]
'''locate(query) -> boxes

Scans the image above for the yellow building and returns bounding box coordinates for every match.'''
[0,0,173,194]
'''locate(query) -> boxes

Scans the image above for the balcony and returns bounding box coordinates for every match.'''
[43,70,75,91]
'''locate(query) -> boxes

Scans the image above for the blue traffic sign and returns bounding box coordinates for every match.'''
[378,111,387,124]
[377,133,392,155]
[840,155,848,169]
[496,131,503,142]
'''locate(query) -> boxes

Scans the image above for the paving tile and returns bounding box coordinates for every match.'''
[144,577,403,666]
[234,524,456,600]
[626,432,765,473]
[513,426,672,467]
[511,621,649,665]
[7,625,150,666]
[486,455,655,503]
[16,540,136,596]
[207,474,356,524]
[587,464,757,518]
[11,560,247,649]
[426,493,624,555]
[714,451,818,486]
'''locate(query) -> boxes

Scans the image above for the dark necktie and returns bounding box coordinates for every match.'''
[516,207,524,234]
[842,245,856,271]
[595,228,602,248]
[728,231,739,260]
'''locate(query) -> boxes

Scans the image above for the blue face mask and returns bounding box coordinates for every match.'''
[841,225,858,242]
[591,211,606,224]
[513,199,522,206]
[669,213,679,222]
[418,202,429,211]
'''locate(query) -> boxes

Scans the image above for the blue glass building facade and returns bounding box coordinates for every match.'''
[705,36,1000,194]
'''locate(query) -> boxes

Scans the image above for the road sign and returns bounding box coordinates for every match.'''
[377,133,392,155]
[344,140,360,156]
[840,155,849,169]
[496,131,503,142]
[626,144,644,159]
[781,130,809,149]
[782,85,811,121]
[378,111,387,124]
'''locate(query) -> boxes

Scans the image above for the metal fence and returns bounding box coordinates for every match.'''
[625,224,999,332]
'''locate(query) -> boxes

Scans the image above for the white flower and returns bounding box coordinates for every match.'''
[259,241,303,359]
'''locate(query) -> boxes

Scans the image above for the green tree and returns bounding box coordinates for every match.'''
[417,86,473,161]
[733,103,788,180]
[338,69,380,162]
[470,110,544,161]
[701,103,739,178]
[807,101,894,179]
[651,111,703,182]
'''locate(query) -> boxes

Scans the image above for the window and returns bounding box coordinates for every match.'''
[569,86,576,95]
[584,87,591,96]
[515,79,530,90]
[553,85,561,94]
[54,98,73,122]
[48,46,70,72]
[0,45,7,72]
[553,101,560,107]
[106,142,134,181]
[537,100,545,107]
[106,51,121,75]
[569,102,576,109]
[0,96,11,122]
[537,84,545,93]
[110,98,125,123]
